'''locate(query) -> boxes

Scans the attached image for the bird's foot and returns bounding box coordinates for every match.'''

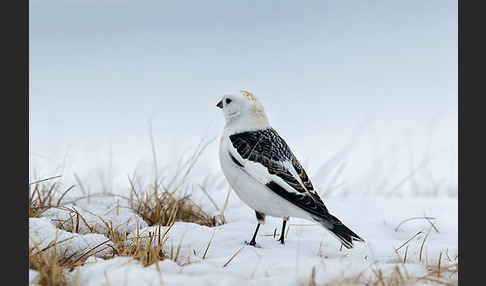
[244,240,260,248]
[278,237,285,245]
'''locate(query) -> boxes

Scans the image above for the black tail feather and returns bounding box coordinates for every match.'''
[315,215,364,249]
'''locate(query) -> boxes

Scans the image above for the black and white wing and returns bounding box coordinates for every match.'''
[228,128,332,220]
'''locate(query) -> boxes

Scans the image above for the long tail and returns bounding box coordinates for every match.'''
[314,214,364,249]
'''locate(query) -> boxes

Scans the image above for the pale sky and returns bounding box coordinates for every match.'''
[29,1,457,196]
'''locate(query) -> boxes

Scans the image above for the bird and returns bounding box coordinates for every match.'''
[216,90,364,249]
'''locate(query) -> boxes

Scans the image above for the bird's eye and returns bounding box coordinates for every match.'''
[225,98,232,104]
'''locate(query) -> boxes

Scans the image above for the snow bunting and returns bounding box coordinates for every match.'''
[217,90,364,248]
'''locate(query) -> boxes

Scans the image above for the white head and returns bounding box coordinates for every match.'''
[216,90,270,132]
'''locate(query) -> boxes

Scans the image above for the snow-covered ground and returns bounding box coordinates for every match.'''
[29,181,457,285]
[29,1,457,283]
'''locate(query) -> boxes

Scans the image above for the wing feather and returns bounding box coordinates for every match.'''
[228,128,330,217]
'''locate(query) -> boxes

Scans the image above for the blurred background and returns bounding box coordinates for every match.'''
[29,0,457,197]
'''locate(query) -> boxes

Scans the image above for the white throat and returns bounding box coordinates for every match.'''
[224,108,270,134]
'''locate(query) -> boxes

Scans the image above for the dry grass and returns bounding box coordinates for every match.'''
[52,206,97,234]
[29,240,110,286]
[29,236,105,286]
[103,222,169,267]
[222,247,245,268]
[305,260,457,286]
[102,220,198,267]
[29,177,75,218]
[124,135,223,227]
[127,177,220,227]
[28,137,224,283]
[29,246,68,286]
[29,177,88,286]
[28,170,220,277]
[304,230,458,286]
[29,200,172,285]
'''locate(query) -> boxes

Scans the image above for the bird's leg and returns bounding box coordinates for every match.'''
[247,223,261,246]
[246,211,265,246]
[278,217,289,244]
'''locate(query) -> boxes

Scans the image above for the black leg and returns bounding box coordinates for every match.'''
[246,211,265,247]
[247,223,261,246]
[279,218,288,244]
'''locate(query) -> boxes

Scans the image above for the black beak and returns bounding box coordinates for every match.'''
[216,99,223,109]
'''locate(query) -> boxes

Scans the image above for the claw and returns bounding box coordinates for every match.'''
[244,240,260,248]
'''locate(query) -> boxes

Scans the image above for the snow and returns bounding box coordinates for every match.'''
[41,197,148,235]
[29,217,113,260]
[34,192,457,286]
